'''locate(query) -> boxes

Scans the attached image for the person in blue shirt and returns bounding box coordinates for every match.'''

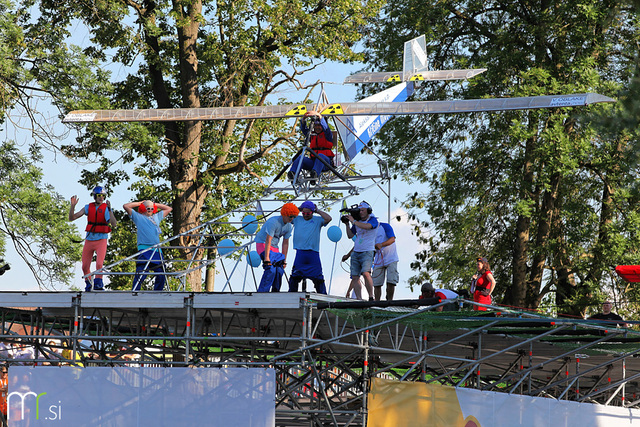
[288,200,332,294]
[123,200,172,291]
[341,201,378,300]
[255,202,299,292]
[372,222,399,301]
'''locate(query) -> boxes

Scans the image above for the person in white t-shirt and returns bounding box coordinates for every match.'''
[372,222,399,301]
[342,202,378,300]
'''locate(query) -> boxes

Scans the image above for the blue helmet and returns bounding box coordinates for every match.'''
[90,186,106,197]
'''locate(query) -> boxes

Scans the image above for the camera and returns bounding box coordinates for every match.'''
[340,204,363,224]
[0,259,10,276]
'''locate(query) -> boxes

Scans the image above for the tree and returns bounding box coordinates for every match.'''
[1,1,82,289]
[361,0,639,314]
[21,0,384,290]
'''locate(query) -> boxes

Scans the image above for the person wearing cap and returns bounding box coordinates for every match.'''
[420,283,459,311]
[471,257,496,311]
[123,200,173,291]
[287,110,334,186]
[255,203,299,292]
[69,186,117,291]
[372,222,399,301]
[288,200,332,294]
[588,301,627,327]
[341,201,378,300]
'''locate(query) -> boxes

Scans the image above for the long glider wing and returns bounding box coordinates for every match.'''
[62,93,615,123]
[343,68,487,84]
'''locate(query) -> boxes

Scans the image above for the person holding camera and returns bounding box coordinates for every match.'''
[341,201,378,300]
[288,200,332,294]
[69,186,117,291]
[255,203,299,292]
[471,257,496,311]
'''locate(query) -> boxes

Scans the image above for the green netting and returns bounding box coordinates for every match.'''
[323,306,640,355]
[326,307,511,331]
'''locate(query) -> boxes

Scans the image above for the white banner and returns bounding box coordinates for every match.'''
[8,366,275,426]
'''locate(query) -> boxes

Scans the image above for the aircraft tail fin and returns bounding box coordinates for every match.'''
[403,35,428,78]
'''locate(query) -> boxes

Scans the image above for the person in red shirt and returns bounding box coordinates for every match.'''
[471,257,496,311]
[0,368,7,422]
[288,110,334,186]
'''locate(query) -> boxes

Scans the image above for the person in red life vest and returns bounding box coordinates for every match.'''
[287,110,334,186]
[69,186,117,291]
[471,257,496,311]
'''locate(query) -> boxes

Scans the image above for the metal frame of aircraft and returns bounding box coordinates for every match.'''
[63,34,613,125]
[62,35,615,196]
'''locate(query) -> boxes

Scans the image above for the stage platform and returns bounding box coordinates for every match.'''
[2,291,640,425]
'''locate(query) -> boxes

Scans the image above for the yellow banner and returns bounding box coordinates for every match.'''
[367,378,480,427]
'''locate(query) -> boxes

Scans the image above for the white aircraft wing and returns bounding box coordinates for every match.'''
[62,93,615,123]
[343,68,487,84]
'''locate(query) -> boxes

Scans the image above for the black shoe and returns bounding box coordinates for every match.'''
[287,171,294,181]
[309,171,318,186]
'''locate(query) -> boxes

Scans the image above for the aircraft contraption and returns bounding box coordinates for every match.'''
[60,35,615,291]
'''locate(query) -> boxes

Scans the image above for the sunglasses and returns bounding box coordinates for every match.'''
[146,207,155,212]
[288,215,296,219]
[94,194,105,198]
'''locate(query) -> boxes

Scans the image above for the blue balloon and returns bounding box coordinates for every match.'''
[242,215,259,234]
[247,250,261,267]
[327,225,342,242]
[218,238,236,256]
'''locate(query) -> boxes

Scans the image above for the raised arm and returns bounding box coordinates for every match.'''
[123,201,142,216]
[156,202,173,218]
[316,208,332,225]
[105,200,117,227]
[68,196,85,221]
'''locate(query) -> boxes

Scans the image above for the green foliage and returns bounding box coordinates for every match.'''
[363,0,640,314]
[0,0,29,120]
[0,142,82,288]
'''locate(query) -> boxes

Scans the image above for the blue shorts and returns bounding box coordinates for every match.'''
[350,250,374,277]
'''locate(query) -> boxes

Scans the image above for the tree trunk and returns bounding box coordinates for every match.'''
[508,134,536,307]
[527,172,561,308]
[168,0,205,291]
